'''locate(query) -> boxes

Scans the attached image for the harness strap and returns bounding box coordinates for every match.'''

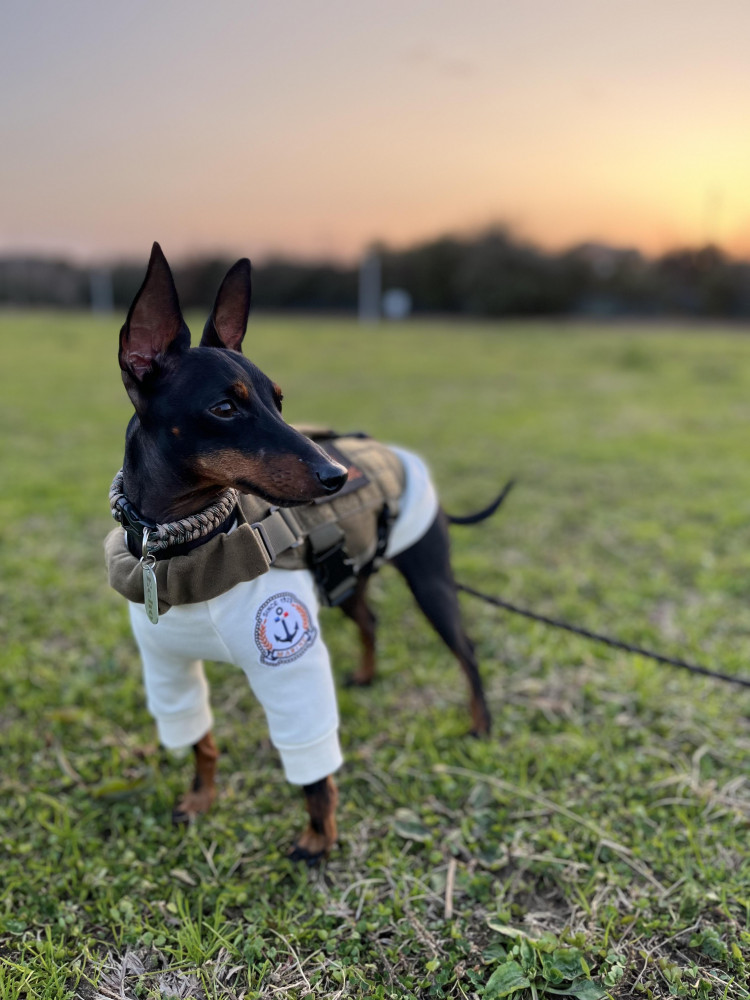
[305,501,397,606]
[250,507,304,562]
[362,502,394,578]
[307,521,357,607]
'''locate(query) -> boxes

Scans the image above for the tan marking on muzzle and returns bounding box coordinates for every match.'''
[192,448,329,500]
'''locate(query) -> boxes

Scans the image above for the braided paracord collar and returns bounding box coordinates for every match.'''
[109,469,238,555]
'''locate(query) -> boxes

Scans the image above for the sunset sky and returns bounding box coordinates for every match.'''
[3,0,750,262]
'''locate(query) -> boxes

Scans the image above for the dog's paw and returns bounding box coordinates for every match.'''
[288,825,336,865]
[468,705,492,738]
[171,805,194,826]
[468,723,492,739]
[287,842,327,866]
[171,787,216,825]
[343,671,374,688]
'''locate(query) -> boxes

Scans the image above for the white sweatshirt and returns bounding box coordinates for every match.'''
[128,447,439,785]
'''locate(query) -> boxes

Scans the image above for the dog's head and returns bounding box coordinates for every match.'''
[119,243,347,505]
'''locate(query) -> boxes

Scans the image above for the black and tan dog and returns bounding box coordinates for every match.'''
[108,243,502,861]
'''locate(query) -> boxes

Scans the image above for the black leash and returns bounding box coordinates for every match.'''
[456,582,750,690]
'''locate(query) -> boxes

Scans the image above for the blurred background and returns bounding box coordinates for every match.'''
[3,0,750,318]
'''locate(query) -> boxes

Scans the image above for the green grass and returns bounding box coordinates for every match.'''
[1,312,749,999]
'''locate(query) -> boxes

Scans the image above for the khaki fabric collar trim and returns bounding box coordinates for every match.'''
[105,496,277,613]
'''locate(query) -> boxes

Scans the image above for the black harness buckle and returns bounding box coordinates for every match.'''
[311,537,358,607]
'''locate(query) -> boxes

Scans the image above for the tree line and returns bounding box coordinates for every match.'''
[2,228,750,318]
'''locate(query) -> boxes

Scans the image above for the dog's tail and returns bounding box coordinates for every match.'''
[445,479,515,525]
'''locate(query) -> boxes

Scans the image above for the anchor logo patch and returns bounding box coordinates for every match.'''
[254,592,317,666]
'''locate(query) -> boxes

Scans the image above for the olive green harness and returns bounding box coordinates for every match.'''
[105,430,405,615]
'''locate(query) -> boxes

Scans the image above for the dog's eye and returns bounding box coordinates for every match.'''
[209,399,238,418]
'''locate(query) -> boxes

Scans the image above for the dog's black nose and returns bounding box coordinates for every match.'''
[317,464,348,494]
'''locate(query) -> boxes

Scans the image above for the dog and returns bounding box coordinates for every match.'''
[107,243,502,862]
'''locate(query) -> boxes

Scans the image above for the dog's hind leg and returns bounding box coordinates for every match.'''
[338,576,378,686]
[172,731,219,824]
[391,511,492,736]
[288,775,339,864]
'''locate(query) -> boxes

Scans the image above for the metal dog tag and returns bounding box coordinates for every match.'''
[141,527,159,624]
[142,561,159,624]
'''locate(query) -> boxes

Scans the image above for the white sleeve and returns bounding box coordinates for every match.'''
[208,568,343,785]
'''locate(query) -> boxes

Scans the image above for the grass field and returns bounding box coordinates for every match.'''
[1,312,749,999]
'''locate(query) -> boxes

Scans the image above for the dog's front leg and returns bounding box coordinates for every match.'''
[172,731,219,824]
[288,775,339,863]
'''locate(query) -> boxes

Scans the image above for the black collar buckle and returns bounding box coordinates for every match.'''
[115,497,157,552]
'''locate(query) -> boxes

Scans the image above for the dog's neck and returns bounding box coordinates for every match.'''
[122,423,230,523]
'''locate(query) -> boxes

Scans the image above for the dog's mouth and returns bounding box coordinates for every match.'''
[236,479,328,507]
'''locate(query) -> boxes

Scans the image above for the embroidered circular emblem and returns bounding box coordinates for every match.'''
[254,591,318,666]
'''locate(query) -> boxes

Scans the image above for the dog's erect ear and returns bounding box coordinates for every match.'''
[200,258,252,353]
[119,242,190,387]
